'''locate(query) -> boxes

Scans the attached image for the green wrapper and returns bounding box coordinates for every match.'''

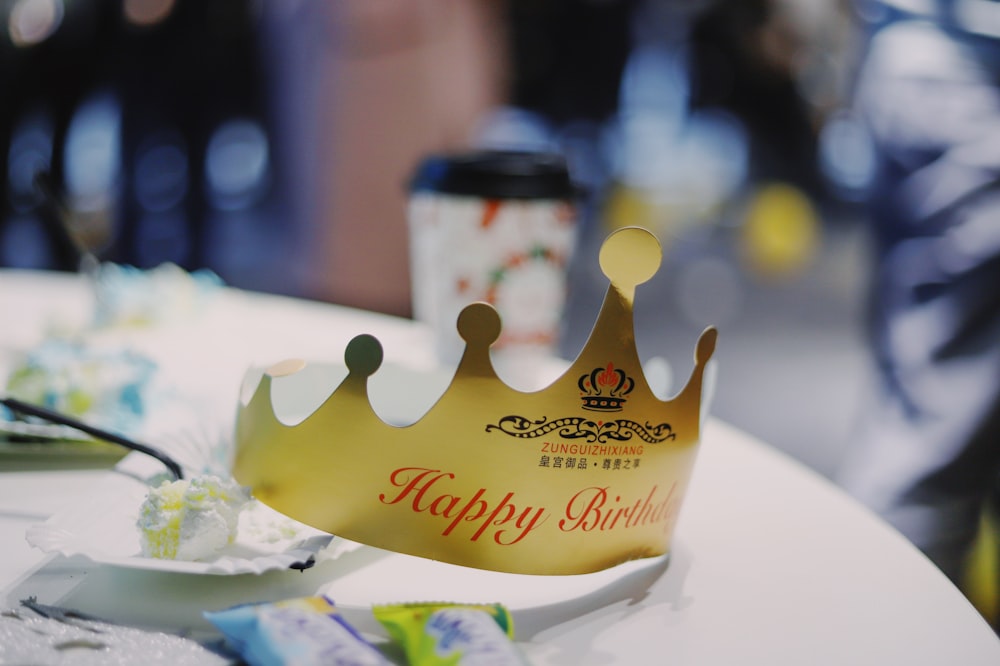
[373,602,529,665]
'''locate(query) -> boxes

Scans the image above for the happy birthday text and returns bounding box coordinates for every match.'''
[377,466,678,546]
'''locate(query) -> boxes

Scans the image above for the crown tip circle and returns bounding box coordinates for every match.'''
[266,358,306,377]
[345,334,383,377]
[599,226,661,289]
[457,302,502,346]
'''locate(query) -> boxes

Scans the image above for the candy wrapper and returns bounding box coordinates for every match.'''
[205,596,391,666]
[373,602,529,666]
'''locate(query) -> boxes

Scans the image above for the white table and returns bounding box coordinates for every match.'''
[2,269,999,665]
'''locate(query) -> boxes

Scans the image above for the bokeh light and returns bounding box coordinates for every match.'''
[65,92,122,212]
[205,119,270,211]
[740,182,820,279]
[6,111,53,213]
[8,0,63,47]
[123,0,176,27]
[818,110,876,199]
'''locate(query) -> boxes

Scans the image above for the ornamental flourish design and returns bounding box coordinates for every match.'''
[485,415,675,444]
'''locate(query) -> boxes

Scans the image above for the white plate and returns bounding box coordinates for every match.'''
[25,471,354,575]
[321,547,670,610]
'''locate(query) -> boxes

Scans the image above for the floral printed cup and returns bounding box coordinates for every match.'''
[408,151,578,384]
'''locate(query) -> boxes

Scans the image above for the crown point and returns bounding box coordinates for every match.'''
[345,334,383,377]
[599,226,661,289]
[696,327,718,364]
[457,302,501,347]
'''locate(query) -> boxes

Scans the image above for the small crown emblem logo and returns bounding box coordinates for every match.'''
[579,362,634,411]
[233,226,718,575]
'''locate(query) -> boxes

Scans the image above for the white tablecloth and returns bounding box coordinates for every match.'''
[2,269,998,665]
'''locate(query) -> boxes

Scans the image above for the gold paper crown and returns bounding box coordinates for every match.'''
[233,227,717,575]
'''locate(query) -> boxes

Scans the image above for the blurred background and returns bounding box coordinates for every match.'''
[0,0,871,481]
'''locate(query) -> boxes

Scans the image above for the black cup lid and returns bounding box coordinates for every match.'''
[410,150,576,200]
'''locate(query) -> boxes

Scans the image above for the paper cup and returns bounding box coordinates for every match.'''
[408,150,578,383]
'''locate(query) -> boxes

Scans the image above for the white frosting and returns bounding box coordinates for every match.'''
[137,475,250,561]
